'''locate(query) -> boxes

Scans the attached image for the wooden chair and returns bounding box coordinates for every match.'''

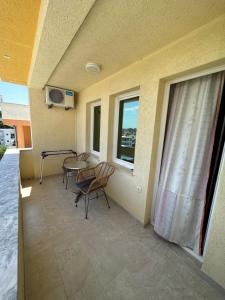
[63,152,89,189]
[75,162,115,219]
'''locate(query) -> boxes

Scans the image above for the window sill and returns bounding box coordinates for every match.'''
[90,152,101,163]
[90,150,100,157]
[112,160,135,176]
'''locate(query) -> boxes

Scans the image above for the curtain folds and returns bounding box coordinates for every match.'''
[153,71,224,254]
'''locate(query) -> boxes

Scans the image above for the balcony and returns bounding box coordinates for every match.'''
[0,149,224,299]
[1,1,225,300]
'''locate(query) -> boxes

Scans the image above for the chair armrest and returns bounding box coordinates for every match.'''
[76,167,96,182]
[87,176,109,193]
[87,178,103,193]
[63,154,77,166]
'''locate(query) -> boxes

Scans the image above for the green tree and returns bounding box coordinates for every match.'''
[0,145,7,160]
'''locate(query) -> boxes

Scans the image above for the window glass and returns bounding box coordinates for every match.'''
[93,105,101,152]
[117,97,139,163]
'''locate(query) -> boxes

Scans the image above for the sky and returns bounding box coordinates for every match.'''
[0,81,29,105]
[123,100,139,128]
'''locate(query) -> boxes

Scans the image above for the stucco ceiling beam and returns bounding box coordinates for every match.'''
[28,0,96,89]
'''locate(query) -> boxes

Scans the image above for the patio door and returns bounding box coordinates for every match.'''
[152,69,225,256]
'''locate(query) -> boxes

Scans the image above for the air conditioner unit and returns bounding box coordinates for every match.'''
[45,85,74,110]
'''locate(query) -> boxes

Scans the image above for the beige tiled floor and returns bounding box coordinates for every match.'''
[23,175,225,300]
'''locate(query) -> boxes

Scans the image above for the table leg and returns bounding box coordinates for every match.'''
[39,157,44,184]
[63,169,65,183]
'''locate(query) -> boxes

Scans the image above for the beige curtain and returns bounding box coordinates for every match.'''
[153,71,224,254]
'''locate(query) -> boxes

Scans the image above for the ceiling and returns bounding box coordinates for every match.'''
[28,0,96,88]
[47,0,225,91]
[0,0,40,84]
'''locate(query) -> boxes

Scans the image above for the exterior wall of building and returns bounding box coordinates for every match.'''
[0,131,3,145]
[23,126,31,148]
[0,128,16,146]
[3,119,31,148]
[202,148,225,289]
[1,102,32,148]
[20,149,34,179]
[77,16,225,224]
[0,1,40,85]
[22,88,76,178]
[21,15,225,288]
[1,103,30,120]
[76,16,225,288]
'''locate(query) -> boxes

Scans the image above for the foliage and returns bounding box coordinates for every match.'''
[0,121,13,129]
[0,145,7,160]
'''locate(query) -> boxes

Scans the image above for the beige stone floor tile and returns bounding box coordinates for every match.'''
[41,286,68,300]
[26,265,62,300]
[105,268,141,300]
[22,175,225,300]
[54,240,91,296]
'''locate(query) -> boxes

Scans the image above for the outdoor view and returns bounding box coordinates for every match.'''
[117,97,139,163]
[0,81,31,159]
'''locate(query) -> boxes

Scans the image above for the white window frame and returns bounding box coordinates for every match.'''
[90,101,101,156]
[113,90,140,169]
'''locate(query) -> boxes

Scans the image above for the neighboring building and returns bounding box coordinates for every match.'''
[0,128,16,147]
[0,102,32,148]
[121,135,136,148]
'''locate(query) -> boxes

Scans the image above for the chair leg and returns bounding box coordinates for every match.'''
[103,189,110,209]
[66,171,68,189]
[85,195,90,219]
[84,195,87,216]
[75,192,82,207]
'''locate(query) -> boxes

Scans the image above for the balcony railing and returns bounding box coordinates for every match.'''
[0,149,24,300]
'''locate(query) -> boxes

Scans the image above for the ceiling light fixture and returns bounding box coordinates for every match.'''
[3,54,11,59]
[85,62,101,73]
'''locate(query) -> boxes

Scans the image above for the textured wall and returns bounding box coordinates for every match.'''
[20,149,34,179]
[28,0,95,88]
[1,103,30,120]
[22,88,76,178]
[22,15,225,288]
[0,0,40,84]
[3,120,31,148]
[76,16,225,287]
[49,0,225,91]
[202,149,225,288]
[77,15,225,224]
